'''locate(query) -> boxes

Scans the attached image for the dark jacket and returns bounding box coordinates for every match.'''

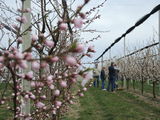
[108,66,116,78]
[100,69,106,80]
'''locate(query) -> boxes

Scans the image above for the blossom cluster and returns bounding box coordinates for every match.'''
[0,0,101,119]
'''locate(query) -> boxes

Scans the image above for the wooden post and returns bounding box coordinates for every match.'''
[21,0,31,116]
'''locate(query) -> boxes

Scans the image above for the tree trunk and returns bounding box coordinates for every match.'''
[141,76,144,95]
[153,81,156,98]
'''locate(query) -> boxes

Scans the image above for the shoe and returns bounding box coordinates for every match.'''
[102,89,106,90]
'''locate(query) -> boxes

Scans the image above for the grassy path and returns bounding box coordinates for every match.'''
[64,87,160,120]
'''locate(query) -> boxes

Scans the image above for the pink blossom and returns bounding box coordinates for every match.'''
[71,96,75,99]
[50,56,59,62]
[12,24,19,30]
[52,110,56,115]
[0,100,5,104]
[83,72,92,80]
[25,117,32,120]
[12,93,15,96]
[17,73,25,78]
[87,45,95,52]
[32,61,40,70]
[36,44,43,49]
[25,71,33,79]
[47,75,53,85]
[24,52,32,60]
[83,87,87,91]
[31,82,36,87]
[75,44,84,53]
[10,61,16,67]
[79,13,86,19]
[16,16,28,23]
[16,17,21,22]
[65,56,77,66]
[17,9,23,13]
[0,24,4,29]
[16,85,21,89]
[58,76,62,79]
[73,18,83,28]
[60,81,67,88]
[32,35,38,41]
[18,60,28,69]
[15,51,24,59]
[59,23,68,30]
[4,50,9,56]
[71,78,77,83]
[79,93,84,97]
[55,101,62,107]
[47,75,53,81]
[17,37,23,43]
[18,8,31,13]
[72,72,78,78]
[40,61,47,68]
[0,56,4,62]
[69,100,74,104]
[36,102,45,108]
[24,95,29,99]
[30,94,36,100]
[49,84,54,89]
[17,92,20,95]
[63,73,68,77]
[24,8,31,13]
[8,53,14,59]
[40,95,46,99]
[21,16,28,23]
[54,90,60,96]
[44,40,54,48]
[39,82,44,87]
[47,80,53,85]
[10,47,17,51]
[85,53,92,58]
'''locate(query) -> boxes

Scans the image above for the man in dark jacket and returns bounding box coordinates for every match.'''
[107,62,116,92]
[100,67,106,90]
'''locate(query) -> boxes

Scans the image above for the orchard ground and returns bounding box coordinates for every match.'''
[1,81,160,120]
[63,87,160,120]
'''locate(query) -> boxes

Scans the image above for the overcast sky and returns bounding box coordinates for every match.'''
[81,0,160,64]
[2,0,160,65]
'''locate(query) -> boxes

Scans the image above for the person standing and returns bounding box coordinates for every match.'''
[107,62,116,92]
[100,67,106,90]
[93,68,100,87]
[114,64,120,89]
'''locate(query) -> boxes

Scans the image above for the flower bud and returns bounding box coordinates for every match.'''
[59,23,68,30]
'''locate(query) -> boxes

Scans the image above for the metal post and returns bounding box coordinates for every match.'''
[123,37,126,88]
[158,11,160,91]
[21,0,31,116]
[101,55,104,68]
[159,11,160,59]
[109,48,111,61]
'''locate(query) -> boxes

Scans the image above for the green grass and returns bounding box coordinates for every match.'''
[0,82,13,120]
[64,87,160,120]
[1,81,160,120]
[120,80,160,96]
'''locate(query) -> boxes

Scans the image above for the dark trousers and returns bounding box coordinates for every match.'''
[101,79,105,89]
[107,77,115,91]
[93,76,99,87]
